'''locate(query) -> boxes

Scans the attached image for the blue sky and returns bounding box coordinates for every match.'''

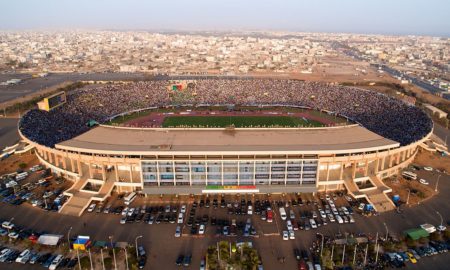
[0,0,448,36]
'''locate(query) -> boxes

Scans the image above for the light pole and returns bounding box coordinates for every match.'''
[7,217,14,234]
[317,233,324,258]
[353,244,357,265]
[88,248,93,270]
[100,248,105,270]
[67,227,73,251]
[109,236,117,270]
[123,247,129,270]
[436,211,443,227]
[76,248,81,270]
[406,189,411,205]
[383,222,389,241]
[435,174,442,192]
[135,235,143,260]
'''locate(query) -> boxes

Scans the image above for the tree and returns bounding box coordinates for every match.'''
[18,162,27,169]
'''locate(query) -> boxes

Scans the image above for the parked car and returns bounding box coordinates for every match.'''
[87,203,96,212]
[419,179,429,185]
[175,226,181,237]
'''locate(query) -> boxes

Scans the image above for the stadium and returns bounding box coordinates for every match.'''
[18,78,433,215]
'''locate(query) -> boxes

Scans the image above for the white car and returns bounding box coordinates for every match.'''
[1,221,15,230]
[319,210,326,219]
[419,179,429,185]
[335,215,344,224]
[120,217,126,224]
[437,225,447,232]
[175,225,181,237]
[87,203,96,212]
[15,249,31,264]
[121,207,129,216]
[177,213,184,224]
[286,220,293,231]
[199,224,206,235]
[341,206,349,215]
[282,231,289,240]
[8,231,19,239]
[328,214,335,222]
[348,215,355,223]
[310,219,317,229]
[49,254,63,270]
[423,166,433,171]
[180,205,187,213]
[127,208,135,216]
[358,203,365,211]
[247,205,253,215]
[289,230,295,239]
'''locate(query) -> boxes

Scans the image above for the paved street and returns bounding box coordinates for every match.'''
[0,168,449,269]
[0,117,19,150]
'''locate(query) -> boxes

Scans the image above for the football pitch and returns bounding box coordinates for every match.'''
[162,116,324,128]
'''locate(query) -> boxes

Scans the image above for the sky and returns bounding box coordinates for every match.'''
[0,0,449,37]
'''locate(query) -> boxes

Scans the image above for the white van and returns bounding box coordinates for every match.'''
[15,249,31,264]
[279,207,287,221]
[16,172,29,181]
[49,254,63,270]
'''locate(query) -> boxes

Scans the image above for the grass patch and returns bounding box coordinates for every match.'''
[162,116,324,128]
[109,110,153,125]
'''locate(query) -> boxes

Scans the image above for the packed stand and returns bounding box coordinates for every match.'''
[19,79,432,147]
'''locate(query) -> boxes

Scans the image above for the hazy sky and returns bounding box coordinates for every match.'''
[1,0,449,36]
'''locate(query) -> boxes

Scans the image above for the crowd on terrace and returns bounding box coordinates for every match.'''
[20,79,432,147]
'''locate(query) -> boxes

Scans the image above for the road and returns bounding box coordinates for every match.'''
[0,72,149,104]
[0,169,449,269]
[433,122,449,147]
[0,118,19,150]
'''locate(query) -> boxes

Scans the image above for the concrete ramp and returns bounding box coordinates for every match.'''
[59,178,115,216]
[343,176,395,213]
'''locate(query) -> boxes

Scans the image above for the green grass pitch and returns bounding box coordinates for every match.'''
[162,116,324,128]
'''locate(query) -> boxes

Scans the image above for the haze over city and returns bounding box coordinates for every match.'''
[1,0,449,36]
[0,1,449,270]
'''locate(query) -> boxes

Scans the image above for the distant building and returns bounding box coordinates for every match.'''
[423,104,448,119]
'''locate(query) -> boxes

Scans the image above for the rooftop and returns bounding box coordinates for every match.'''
[55,124,400,155]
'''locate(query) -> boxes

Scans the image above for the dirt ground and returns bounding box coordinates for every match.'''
[385,176,435,206]
[414,149,450,173]
[0,151,39,175]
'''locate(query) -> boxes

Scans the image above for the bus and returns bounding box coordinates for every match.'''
[124,192,137,205]
[402,171,417,180]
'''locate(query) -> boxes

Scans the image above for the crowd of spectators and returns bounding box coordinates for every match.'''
[19,79,432,147]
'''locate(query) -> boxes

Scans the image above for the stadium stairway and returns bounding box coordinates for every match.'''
[343,176,395,213]
[60,177,115,216]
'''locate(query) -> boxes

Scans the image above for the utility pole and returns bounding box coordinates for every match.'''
[435,174,442,192]
[342,244,346,265]
[135,235,143,260]
[67,227,73,251]
[109,236,117,270]
[363,243,368,265]
[124,247,129,270]
[100,248,105,270]
[88,248,93,270]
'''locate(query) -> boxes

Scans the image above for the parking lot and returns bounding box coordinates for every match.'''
[0,159,449,269]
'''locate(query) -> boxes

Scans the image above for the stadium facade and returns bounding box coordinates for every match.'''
[19,122,431,195]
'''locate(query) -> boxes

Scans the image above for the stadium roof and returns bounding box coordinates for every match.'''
[55,124,400,155]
